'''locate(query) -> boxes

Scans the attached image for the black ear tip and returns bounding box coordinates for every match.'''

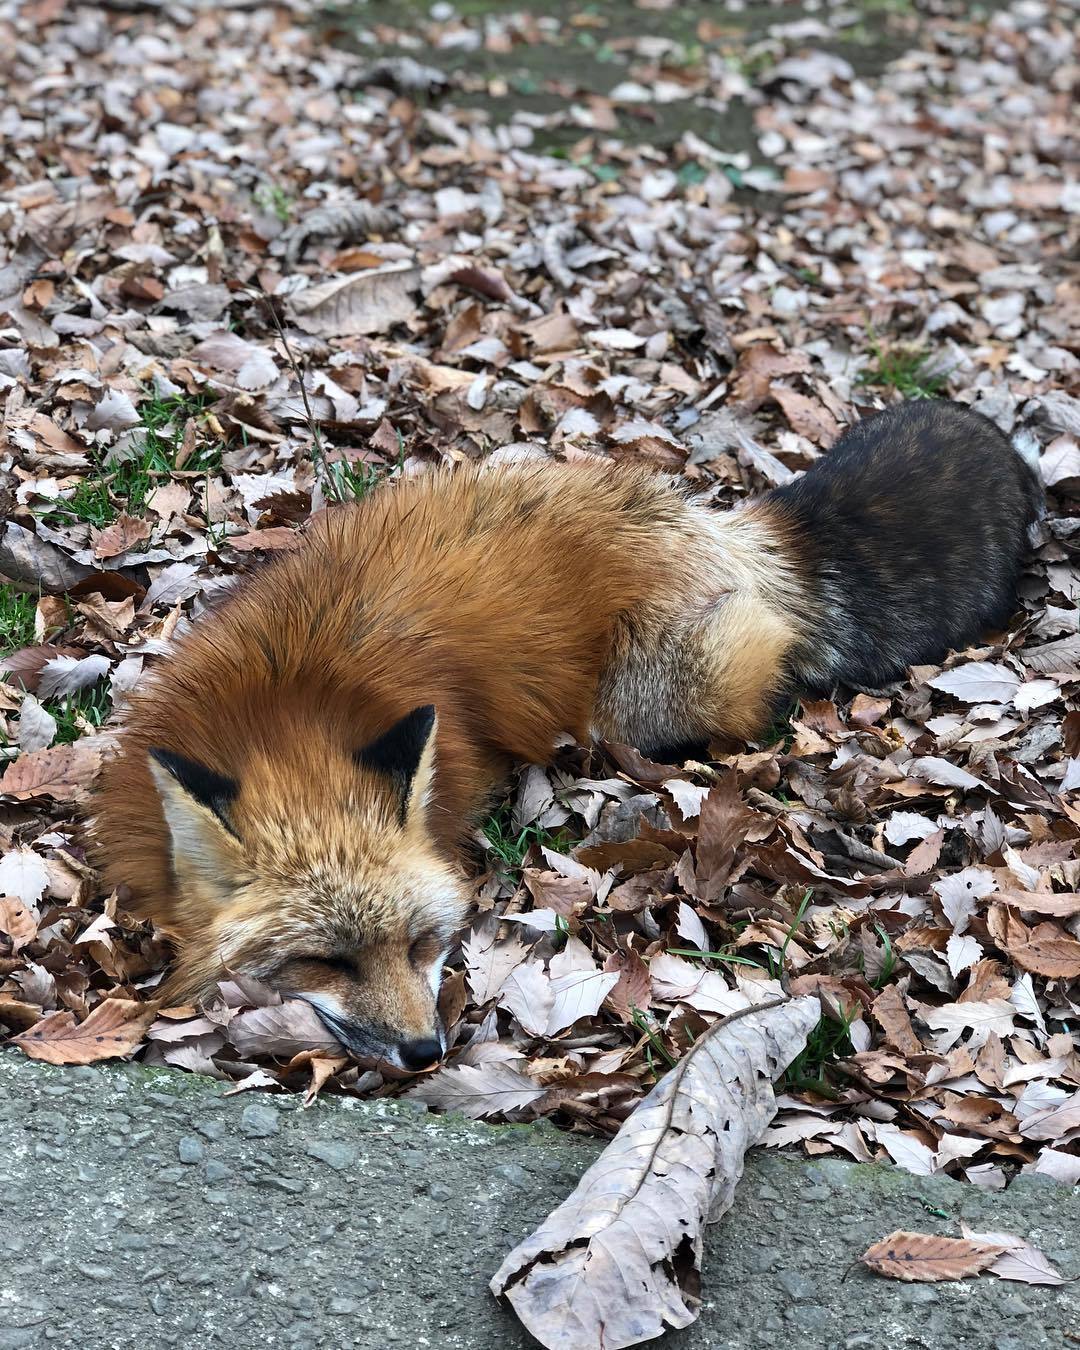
[355,704,438,803]
[147,747,239,826]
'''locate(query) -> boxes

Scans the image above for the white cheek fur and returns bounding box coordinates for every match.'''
[428,948,449,998]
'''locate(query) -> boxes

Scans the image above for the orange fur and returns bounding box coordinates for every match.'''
[90,461,805,1059]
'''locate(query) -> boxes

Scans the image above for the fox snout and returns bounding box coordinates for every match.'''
[273,941,451,1072]
[305,992,445,1071]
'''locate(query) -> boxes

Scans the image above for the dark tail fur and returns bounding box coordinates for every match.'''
[763,400,1042,690]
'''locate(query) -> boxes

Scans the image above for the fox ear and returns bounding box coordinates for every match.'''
[148,748,245,897]
[355,704,438,827]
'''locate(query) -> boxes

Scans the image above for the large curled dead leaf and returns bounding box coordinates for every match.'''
[12,997,159,1064]
[489,995,818,1350]
[859,1231,1008,1283]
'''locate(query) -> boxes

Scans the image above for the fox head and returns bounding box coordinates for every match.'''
[146,705,468,1071]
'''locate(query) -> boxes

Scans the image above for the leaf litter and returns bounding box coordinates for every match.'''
[1,0,1079,1343]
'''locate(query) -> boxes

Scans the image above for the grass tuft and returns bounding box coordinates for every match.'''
[779,1008,857,1098]
[48,683,112,744]
[42,393,218,527]
[0,588,37,658]
[479,800,571,875]
[857,335,949,400]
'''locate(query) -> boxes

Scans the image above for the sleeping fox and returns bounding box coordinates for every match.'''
[91,399,1041,1068]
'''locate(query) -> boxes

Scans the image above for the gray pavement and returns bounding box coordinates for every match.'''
[1,1052,1078,1350]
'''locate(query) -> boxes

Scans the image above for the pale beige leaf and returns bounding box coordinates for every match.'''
[461,913,531,1004]
[407,1061,546,1118]
[286,265,420,337]
[227,999,345,1058]
[961,1227,1073,1286]
[0,848,49,906]
[490,997,818,1350]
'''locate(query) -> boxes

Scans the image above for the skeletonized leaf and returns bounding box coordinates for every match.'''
[860,1231,1007,1282]
[286,265,421,337]
[12,998,158,1064]
[490,996,818,1350]
[407,1061,547,1118]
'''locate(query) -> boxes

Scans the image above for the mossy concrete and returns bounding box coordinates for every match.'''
[2,1052,1078,1349]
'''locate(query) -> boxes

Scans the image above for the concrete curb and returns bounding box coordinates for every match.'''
[1,1053,1077,1349]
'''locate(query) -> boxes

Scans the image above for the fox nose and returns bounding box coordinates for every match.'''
[399,1036,442,1071]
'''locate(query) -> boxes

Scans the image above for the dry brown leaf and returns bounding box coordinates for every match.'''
[0,895,38,952]
[490,997,818,1349]
[1003,919,1080,979]
[859,1231,1008,1282]
[730,344,811,411]
[871,983,920,1055]
[12,997,158,1064]
[92,513,153,560]
[286,265,421,337]
[407,1061,547,1118]
[0,739,104,802]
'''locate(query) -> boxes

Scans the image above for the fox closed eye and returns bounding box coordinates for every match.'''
[408,932,442,966]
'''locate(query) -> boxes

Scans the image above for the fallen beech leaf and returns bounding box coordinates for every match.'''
[12,997,158,1064]
[490,996,818,1349]
[1004,921,1080,979]
[286,265,420,337]
[860,1231,1007,1282]
[462,913,531,1004]
[1017,1093,1080,1141]
[92,513,152,560]
[961,1227,1073,1286]
[998,891,1080,918]
[407,1061,547,1118]
[0,848,50,906]
[908,757,987,792]
[0,895,39,952]
[36,653,111,700]
[0,739,104,802]
[227,999,345,1058]
[228,527,303,552]
[928,663,1020,704]
[0,521,94,592]
[770,383,839,445]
